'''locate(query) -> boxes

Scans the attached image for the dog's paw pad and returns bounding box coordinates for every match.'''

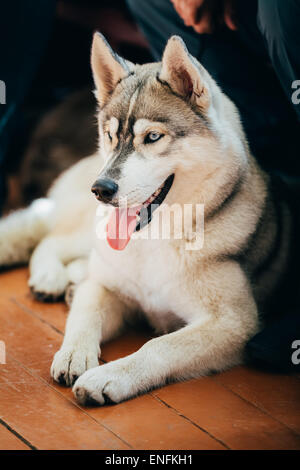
[102,391,116,405]
[76,389,101,407]
[30,287,63,303]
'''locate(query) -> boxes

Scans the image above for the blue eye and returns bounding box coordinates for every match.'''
[145,132,163,144]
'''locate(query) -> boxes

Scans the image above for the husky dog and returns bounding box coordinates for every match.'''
[0,34,293,405]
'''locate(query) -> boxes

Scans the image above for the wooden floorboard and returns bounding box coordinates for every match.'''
[152,379,300,450]
[0,268,299,450]
[0,421,31,450]
[214,367,300,435]
[0,360,131,450]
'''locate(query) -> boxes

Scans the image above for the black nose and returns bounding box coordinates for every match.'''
[91,178,119,202]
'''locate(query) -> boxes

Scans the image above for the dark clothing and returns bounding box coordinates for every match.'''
[0,0,56,210]
[127,0,300,178]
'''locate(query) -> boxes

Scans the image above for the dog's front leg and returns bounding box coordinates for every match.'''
[73,262,259,405]
[51,279,126,386]
[72,321,239,405]
[73,316,256,405]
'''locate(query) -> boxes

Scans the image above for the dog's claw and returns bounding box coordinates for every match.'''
[58,373,67,386]
[102,392,116,405]
[71,375,78,386]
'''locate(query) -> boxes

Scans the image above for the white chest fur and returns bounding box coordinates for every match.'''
[89,215,195,332]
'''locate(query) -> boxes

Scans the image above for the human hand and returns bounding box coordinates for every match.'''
[171,0,237,34]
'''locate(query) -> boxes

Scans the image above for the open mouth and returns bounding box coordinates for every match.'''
[135,174,175,232]
[106,174,175,251]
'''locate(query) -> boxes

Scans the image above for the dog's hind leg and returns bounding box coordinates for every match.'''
[0,198,54,267]
[65,258,89,307]
[29,230,91,301]
[66,257,88,285]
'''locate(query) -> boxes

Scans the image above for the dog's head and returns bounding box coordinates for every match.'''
[91,33,247,248]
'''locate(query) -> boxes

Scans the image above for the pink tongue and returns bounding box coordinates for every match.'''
[107,206,142,251]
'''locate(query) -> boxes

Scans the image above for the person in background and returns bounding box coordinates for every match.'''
[126,0,300,372]
[127,0,300,179]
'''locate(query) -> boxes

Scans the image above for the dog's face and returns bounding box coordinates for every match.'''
[91,33,240,237]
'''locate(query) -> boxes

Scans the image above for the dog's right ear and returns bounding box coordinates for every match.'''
[91,32,133,107]
[160,36,210,111]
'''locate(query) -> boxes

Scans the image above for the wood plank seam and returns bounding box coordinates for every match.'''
[151,394,230,450]
[0,418,36,450]
[11,297,64,336]
[5,354,133,450]
[9,350,221,450]
[211,377,300,438]
[9,287,299,448]
[7,352,219,450]
[11,296,231,444]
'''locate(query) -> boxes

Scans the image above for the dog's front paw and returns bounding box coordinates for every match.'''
[29,261,68,302]
[73,360,137,406]
[50,343,100,387]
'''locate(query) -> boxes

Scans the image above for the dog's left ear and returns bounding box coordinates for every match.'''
[160,36,209,110]
[91,32,134,107]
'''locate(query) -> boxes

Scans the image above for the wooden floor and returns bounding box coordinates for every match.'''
[0,268,299,450]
